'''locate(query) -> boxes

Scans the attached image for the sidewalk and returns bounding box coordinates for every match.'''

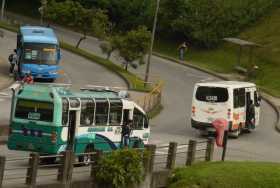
[0,57,13,90]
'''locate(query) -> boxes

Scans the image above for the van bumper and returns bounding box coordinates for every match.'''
[191,119,232,131]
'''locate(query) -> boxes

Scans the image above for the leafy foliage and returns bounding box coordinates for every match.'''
[159,0,279,48]
[95,149,145,188]
[45,0,109,47]
[117,26,151,70]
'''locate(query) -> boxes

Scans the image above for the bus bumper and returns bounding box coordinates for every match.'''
[191,119,232,131]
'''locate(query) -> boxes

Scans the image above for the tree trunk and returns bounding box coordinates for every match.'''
[125,62,128,71]
[76,33,87,48]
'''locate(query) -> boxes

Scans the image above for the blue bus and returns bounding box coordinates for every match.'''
[16,26,61,80]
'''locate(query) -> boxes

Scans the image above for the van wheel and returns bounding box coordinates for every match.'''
[79,145,94,166]
[230,126,241,139]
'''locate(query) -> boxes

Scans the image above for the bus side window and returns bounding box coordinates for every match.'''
[62,98,69,126]
[133,108,144,130]
[109,101,122,126]
[95,101,109,126]
[233,88,245,108]
[144,117,149,128]
[80,99,95,126]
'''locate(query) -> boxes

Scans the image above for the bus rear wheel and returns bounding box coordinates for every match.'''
[79,145,94,166]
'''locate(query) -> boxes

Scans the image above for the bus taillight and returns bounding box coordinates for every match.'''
[192,106,196,116]
[227,109,231,119]
[51,131,57,144]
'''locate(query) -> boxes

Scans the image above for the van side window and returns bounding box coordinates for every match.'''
[95,101,109,125]
[254,91,260,107]
[80,99,95,126]
[109,101,122,126]
[133,108,144,130]
[233,88,245,108]
[62,98,69,126]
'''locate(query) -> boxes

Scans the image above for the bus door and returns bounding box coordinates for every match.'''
[131,107,149,146]
[67,98,81,151]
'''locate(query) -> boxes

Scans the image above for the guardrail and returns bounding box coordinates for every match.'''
[135,80,164,113]
[0,139,214,188]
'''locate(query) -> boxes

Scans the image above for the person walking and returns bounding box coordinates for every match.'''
[247,100,255,129]
[9,49,18,75]
[121,120,132,148]
[178,42,187,60]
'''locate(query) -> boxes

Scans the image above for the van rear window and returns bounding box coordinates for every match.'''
[195,86,228,102]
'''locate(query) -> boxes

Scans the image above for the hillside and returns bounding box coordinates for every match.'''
[155,7,280,96]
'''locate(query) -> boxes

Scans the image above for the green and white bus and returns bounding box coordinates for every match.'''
[8,84,150,160]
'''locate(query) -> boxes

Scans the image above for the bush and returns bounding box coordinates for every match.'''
[95,149,145,188]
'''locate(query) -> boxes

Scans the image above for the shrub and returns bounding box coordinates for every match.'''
[95,149,145,188]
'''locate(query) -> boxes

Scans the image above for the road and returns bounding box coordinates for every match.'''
[0,25,279,166]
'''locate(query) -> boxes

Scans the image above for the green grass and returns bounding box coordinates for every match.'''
[154,7,280,97]
[168,161,280,188]
[0,21,151,92]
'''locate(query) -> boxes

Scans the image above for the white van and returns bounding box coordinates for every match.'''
[191,81,261,138]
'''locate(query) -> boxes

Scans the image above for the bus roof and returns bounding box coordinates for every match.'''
[20,26,58,44]
[196,81,256,89]
[17,84,123,101]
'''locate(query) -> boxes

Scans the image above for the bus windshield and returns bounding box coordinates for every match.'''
[15,99,54,122]
[22,43,57,65]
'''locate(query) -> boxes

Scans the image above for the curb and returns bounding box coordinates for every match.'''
[153,52,280,133]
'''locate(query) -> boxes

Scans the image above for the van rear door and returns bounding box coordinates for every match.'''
[192,86,230,124]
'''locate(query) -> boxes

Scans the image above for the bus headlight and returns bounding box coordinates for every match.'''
[49,71,57,74]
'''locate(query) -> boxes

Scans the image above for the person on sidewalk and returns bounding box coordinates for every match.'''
[121,120,132,148]
[246,99,255,129]
[178,42,188,60]
[8,49,18,75]
[22,72,34,84]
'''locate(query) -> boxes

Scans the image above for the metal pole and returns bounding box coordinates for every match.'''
[221,130,228,161]
[144,0,160,87]
[1,0,6,21]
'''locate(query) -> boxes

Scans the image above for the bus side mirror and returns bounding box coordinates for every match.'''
[258,96,262,102]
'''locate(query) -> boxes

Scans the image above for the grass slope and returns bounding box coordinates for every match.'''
[168,162,280,188]
[155,7,280,97]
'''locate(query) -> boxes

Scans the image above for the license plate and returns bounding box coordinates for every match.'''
[37,74,42,77]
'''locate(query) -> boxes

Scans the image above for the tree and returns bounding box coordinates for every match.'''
[99,36,120,60]
[117,26,151,71]
[45,0,109,48]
